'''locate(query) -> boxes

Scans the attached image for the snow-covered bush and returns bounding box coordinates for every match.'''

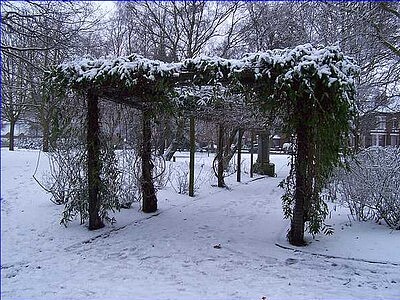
[46,140,88,224]
[152,155,169,190]
[169,161,207,195]
[117,148,140,208]
[47,132,123,226]
[169,163,190,194]
[17,137,42,150]
[126,150,169,205]
[329,146,400,230]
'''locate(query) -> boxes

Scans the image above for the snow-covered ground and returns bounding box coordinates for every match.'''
[1,148,399,299]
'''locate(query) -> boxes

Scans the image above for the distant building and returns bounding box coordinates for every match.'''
[361,112,400,147]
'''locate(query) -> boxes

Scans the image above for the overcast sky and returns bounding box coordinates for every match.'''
[98,1,115,15]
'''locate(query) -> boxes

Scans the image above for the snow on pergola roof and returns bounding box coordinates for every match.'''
[48,43,359,110]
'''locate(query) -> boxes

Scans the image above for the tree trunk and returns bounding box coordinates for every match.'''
[217,124,225,187]
[164,117,185,161]
[189,116,195,197]
[141,110,157,213]
[42,122,50,152]
[223,128,243,171]
[87,90,104,230]
[353,118,361,152]
[236,128,242,182]
[156,117,166,156]
[9,120,15,151]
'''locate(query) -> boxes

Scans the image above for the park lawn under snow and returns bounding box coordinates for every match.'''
[1,148,399,300]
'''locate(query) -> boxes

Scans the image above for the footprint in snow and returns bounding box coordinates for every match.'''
[285,258,298,265]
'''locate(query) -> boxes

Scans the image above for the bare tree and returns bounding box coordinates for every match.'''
[113,1,242,160]
[1,1,101,151]
[1,55,29,151]
[240,2,309,52]
[300,2,399,111]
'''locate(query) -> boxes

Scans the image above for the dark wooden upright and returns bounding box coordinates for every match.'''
[236,128,242,182]
[189,116,195,197]
[141,110,157,213]
[250,130,254,178]
[217,124,225,187]
[87,90,104,230]
[288,94,312,246]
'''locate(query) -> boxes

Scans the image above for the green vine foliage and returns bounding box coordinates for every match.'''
[58,139,121,227]
[274,48,359,236]
[47,96,123,227]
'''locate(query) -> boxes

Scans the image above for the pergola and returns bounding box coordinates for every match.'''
[48,44,358,245]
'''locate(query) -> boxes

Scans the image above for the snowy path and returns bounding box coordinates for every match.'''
[1,149,399,299]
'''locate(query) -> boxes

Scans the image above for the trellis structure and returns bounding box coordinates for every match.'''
[49,44,358,245]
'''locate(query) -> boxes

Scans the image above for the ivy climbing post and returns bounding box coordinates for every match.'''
[250,130,254,178]
[87,89,104,230]
[189,116,195,197]
[288,94,313,245]
[141,109,157,213]
[217,123,225,187]
[236,128,242,182]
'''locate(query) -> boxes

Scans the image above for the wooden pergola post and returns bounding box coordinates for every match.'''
[250,130,254,178]
[288,95,312,246]
[87,89,104,230]
[236,128,242,182]
[217,123,225,187]
[189,116,195,197]
[141,109,157,213]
